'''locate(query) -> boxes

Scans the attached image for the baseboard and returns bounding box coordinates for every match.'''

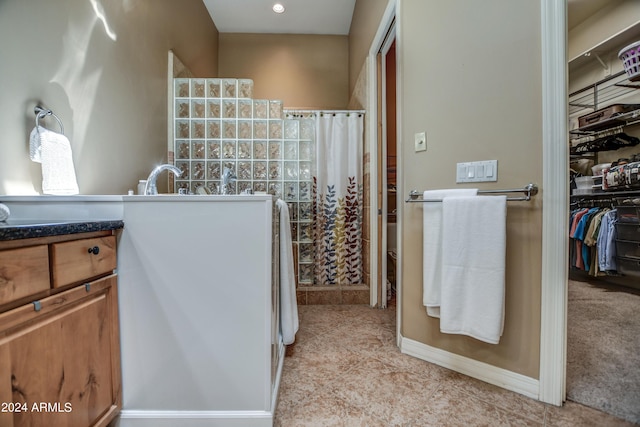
[117,343,286,427]
[116,410,272,427]
[400,335,540,400]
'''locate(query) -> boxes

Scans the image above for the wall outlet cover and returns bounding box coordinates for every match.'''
[456,160,498,183]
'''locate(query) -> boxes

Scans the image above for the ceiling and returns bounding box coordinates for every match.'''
[202,0,356,35]
[203,0,613,35]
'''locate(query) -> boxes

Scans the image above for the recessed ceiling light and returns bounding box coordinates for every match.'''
[272,3,285,14]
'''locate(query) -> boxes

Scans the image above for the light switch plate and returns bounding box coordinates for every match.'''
[415,132,426,152]
[456,160,498,183]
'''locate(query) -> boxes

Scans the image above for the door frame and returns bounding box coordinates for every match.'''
[368,0,398,312]
[367,0,568,404]
[379,22,396,310]
[539,0,568,406]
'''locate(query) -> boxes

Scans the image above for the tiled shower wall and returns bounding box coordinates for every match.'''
[172,78,317,286]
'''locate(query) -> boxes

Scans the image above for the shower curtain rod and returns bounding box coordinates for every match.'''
[284,109,366,115]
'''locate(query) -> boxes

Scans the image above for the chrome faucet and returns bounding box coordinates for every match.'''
[144,164,182,195]
[220,166,237,195]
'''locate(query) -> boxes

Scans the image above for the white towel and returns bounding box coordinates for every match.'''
[277,199,299,345]
[423,189,478,317]
[30,126,79,195]
[29,126,45,162]
[440,195,507,344]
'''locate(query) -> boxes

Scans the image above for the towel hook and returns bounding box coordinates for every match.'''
[34,106,64,135]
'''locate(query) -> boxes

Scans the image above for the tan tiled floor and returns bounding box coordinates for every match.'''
[275,303,636,427]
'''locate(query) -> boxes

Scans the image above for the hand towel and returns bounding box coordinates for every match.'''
[29,125,45,162]
[37,127,79,195]
[423,188,478,317]
[440,195,507,344]
[277,199,299,345]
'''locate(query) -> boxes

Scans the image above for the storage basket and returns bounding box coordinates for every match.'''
[574,175,594,189]
[616,256,640,277]
[619,41,640,82]
[616,205,640,224]
[616,223,640,241]
[615,240,640,259]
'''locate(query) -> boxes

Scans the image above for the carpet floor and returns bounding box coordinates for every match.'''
[567,279,640,424]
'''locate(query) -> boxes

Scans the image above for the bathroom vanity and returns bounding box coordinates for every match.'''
[117,195,283,427]
[0,218,124,427]
[0,194,283,427]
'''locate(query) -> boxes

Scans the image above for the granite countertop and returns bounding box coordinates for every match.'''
[0,219,124,241]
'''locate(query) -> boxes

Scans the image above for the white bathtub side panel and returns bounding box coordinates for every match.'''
[117,198,273,413]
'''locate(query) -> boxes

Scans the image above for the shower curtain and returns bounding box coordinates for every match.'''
[312,112,364,285]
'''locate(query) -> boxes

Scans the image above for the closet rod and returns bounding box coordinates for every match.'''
[405,183,539,203]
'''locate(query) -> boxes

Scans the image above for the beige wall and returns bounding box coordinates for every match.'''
[347,0,391,296]
[348,0,391,96]
[218,34,348,109]
[0,0,218,195]
[398,0,543,378]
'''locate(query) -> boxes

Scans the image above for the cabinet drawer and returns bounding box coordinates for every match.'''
[615,240,640,259]
[0,245,50,306]
[51,236,116,288]
[616,205,640,224]
[617,257,640,277]
[615,223,640,241]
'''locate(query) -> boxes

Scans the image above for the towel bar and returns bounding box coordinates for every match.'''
[34,105,64,135]
[405,183,538,203]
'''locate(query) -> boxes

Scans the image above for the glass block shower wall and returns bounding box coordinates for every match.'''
[172,78,317,285]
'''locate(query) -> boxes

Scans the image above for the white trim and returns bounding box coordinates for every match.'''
[271,341,285,413]
[118,410,272,427]
[367,0,398,308]
[539,0,568,406]
[367,52,379,309]
[379,20,397,310]
[400,336,540,400]
[167,51,174,158]
[394,0,403,348]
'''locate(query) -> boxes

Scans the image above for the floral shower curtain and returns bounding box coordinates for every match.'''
[312,112,364,285]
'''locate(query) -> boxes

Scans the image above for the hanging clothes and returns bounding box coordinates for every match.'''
[570,208,591,270]
[569,206,618,275]
[597,210,618,272]
[584,208,609,276]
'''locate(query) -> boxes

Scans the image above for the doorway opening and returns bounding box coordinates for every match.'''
[379,36,397,309]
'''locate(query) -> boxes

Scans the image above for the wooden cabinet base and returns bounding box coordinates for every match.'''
[0,274,121,427]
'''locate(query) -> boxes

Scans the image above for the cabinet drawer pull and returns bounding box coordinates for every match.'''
[33,301,42,312]
[88,246,100,255]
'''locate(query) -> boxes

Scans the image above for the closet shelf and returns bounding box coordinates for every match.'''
[569,71,640,117]
[569,71,640,154]
[570,189,640,199]
[568,22,640,72]
[570,109,640,138]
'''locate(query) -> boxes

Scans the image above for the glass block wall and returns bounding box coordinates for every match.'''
[172,78,316,285]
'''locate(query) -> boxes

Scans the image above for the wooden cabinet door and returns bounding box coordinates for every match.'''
[0,275,121,427]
